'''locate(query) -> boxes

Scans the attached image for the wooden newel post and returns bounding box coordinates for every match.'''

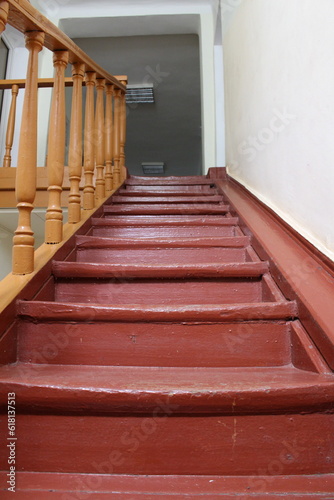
[119,80,127,182]
[0,1,9,35]
[95,77,106,200]
[45,50,69,244]
[68,62,85,224]
[112,88,121,188]
[83,71,96,210]
[12,31,45,275]
[105,83,114,195]
[3,84,19,167]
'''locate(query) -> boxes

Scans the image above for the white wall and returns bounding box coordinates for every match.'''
[224,0,334,260]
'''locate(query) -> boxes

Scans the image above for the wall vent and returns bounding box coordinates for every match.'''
[126,83,154,104]
[141,162,164,175]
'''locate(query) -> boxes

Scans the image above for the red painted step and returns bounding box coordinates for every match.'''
[52,261,272,305]
[103,203,230,215]
[17,300,298,323]
[110,195,224,204]
[96,215,239,225]
[1,472,333,499]
[91,221,238,238]
[75,235,251,264]
[17,300,303,368]
[119,186,218,195]
[53,261,269,279]
[126,176,214,185]
[0,364,333,414]
[0,365,333,476]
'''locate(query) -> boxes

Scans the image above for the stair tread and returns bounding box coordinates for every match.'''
[2,472,334,498]
[111,195,224,203]
[126,177,214,185]
[52,261,269,279]
[119,188,218,196]
[94,216,239,226]
[76,235,250,248]
[0,363,333,413]
[17,300,298,321]
[103,204,230,215]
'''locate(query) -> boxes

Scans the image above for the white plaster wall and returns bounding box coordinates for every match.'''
[224,0,334,260]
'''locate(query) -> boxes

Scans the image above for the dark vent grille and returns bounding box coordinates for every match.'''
[126,86,154,104]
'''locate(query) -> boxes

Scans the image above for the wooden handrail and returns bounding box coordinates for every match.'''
[0,0,128,275]
[0,76,128,89]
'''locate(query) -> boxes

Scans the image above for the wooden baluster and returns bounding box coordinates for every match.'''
[119,80,127,182]
[95,77,106,200]
[112,88,121,188]
[105,83,114,195]
[45,50,69,244]
[3,84,19,167]
[68,62,85,224]
[0,1,9,35]
[83,71,96,210]
[12,31,45,275]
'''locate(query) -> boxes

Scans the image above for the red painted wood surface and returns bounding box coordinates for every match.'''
[52,260,269,278]
[92,225,237,238]
[126,176,214,185]
[103,203,230,215]
[95,215,239,225]
[0,170,333,496]
[17,319,291,367]
[0,411,333,475]
[76,246,249,264]
[1,472,334,498]
[119,186,218,195]
[111,195,224,203]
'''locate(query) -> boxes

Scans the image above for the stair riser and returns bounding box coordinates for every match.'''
[2,413,333,475]
[125,177,213,185]
[103,205,229,215]
[76,247,248,265]
[97,216,239,226]
[110,196,224,204]
[121,186,217,194]
[92,226,236,238]
[17,321,291,367]
[55,279,264,305]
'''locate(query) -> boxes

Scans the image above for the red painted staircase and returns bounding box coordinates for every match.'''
[0,173,334,498]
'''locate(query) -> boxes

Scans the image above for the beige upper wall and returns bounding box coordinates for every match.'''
[223,0,334,260]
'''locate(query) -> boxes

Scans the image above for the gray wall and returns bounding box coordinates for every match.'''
[72,34,202,176]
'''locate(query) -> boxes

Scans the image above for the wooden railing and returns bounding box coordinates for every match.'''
[0,0,128,275]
